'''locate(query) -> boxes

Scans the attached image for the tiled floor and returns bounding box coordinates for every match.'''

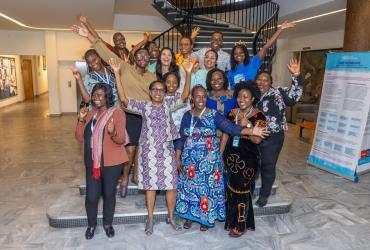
[1,95,370,250]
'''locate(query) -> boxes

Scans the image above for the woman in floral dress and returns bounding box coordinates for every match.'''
[254,58,303,207]
[175,85,269,231]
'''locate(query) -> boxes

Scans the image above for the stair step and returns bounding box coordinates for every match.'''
[78,180,277,197]
[175,17,216,25]
[47,181,291,228]
[196,35,254,41]
[199,30,251,36]
[197,25,241,32]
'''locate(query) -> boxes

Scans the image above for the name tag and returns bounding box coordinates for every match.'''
[232,136,240,147]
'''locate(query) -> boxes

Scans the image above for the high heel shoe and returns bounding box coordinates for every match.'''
[144,219,155,236]
[166,217,182,231]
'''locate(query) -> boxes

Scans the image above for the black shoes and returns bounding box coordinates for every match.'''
[104,225,115,238]
[85,226,96,240]
[255,196,268,207]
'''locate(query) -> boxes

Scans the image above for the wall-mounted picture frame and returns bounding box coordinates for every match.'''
[0,56,17,100]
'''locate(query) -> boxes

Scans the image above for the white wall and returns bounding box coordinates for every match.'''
[272,29,344,87]
[0,29,153,113]
[0,55,24,109]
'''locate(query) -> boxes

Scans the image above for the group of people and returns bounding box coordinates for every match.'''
[72,16,303,240]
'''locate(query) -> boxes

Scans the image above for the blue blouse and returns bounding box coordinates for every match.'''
[227,55,263,90]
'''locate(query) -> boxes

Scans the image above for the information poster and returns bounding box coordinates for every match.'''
[307,52,370,182]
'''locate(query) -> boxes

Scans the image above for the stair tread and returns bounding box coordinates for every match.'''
[48,181,290,225]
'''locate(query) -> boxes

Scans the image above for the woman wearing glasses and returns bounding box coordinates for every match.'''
[109,58,193,235]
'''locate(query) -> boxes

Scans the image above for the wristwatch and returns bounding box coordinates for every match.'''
[246,123,252,128]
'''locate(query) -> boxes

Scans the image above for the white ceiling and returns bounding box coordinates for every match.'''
[0,0,346,36]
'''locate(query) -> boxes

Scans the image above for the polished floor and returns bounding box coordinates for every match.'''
[1,95,370,250]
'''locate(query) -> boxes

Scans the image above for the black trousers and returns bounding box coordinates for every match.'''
[258,131,285,198]
[85,164,122,226]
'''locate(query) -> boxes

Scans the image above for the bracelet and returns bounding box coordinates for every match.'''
[77,117,86,123]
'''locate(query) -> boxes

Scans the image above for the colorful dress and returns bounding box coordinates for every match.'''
[175,109,243,227]
[206,91,238,117]
[127,97,181,190]
[223,109,267,232]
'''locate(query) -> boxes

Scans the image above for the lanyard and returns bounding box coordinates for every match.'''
[235,107,254,125]
[94,67,110,85]
[190,108,206,136]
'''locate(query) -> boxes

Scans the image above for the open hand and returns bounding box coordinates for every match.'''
[182,60,194,74]
[107,118,116,135]
[108,58,121,74]
[252,126,270,139]
[280,20,296,30]
[287,58,300,76]
[70,66,82,81]
[191,26,200,39]
[72,23,88,37]
[79,107,88,120]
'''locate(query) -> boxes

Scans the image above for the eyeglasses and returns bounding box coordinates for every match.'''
[136,55,150,61]
[150,88,166,94]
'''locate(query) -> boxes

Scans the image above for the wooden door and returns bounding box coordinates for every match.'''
[21,59,34,100]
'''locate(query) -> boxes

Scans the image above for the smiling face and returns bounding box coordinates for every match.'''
[210,71,225,91]
[233,46,246,65]
[86,53,103,73]
[149,82,166,104]
[180,37,193,56]
[91,88,107,109]
[160,49,173,67]
[165,74,179,95]
[237,89,254,111]
[210,32,223,51]
[113,33,126,49]
[256,72,272,94]
[204,50,217,70]
[192,87,207,111]
[135,49,150,69]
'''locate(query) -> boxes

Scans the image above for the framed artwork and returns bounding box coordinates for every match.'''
[0,56,17,100]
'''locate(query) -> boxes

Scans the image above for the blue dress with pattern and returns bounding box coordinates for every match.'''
[174,109,243,227]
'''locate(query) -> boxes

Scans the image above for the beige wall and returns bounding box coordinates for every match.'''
[272,29,345,87]
[0,29,151,113]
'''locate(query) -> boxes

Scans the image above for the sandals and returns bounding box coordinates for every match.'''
[144,219,155,236]
[183,220,193,229]
[166,217,182,231]
[199,225,209,232]
[229,228,245,238]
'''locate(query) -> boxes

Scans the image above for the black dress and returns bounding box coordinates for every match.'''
[223,108,266,232]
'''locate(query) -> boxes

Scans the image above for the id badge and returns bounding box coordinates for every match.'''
[232,136,240,147]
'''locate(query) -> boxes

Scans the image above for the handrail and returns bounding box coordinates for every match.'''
[252,1,279,71]
[153,0,280,70]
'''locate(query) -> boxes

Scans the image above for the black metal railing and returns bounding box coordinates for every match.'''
[153,0,279,70]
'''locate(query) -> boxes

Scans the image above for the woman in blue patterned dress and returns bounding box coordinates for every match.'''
[174,85,269,231]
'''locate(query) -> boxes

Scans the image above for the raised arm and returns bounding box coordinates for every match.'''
[279,58,303,106]
[72,23,125,67]
[108,58,129,107]
[78,15,101,41]
[180,60,194,102]
[258,21,296,60]
[191,27,200,43]
[71,66,90,103]
[129,32,151,60]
